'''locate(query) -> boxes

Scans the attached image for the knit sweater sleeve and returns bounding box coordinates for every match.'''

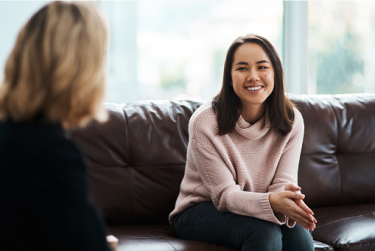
[267,108,305,228]
[189,127,286,225]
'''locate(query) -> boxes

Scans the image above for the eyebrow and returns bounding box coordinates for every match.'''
[256,60,269,64]
[235,60,270,66]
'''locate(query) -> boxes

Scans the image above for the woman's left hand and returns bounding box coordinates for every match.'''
[285,183,316,220]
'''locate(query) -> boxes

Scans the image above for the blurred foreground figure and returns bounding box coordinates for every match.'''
[0,1,111,250]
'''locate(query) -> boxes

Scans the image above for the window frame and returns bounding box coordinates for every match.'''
[283,1,308,94]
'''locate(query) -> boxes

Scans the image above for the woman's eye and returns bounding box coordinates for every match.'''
[237,67,247,71]
[259,66,267,69]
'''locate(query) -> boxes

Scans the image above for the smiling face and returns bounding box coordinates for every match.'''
[231,42,274,116]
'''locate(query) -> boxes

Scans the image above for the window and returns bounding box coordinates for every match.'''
[308,1,375,94]
[98,1,283,102]
[1,1,374,100]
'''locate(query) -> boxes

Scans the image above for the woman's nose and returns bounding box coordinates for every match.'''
[246,70,260,82]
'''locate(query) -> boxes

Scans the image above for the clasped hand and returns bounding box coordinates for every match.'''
[269,183,317,231]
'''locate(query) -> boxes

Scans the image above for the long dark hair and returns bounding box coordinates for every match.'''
[212,34,295,136]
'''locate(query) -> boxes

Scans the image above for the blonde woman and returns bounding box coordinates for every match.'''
[0,2,110,250]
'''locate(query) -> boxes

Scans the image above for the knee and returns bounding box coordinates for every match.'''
[240,221,282,251]
[282,224,314,251]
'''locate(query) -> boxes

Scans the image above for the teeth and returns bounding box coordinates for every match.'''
[246,86,262,91]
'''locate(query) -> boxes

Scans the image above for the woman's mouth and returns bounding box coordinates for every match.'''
[245,86,264,91]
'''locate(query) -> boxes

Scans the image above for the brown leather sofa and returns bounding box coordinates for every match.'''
[71,94,375,251]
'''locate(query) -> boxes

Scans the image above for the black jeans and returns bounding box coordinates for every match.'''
[174,201,314,251]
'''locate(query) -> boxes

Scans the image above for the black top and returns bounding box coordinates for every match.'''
[0,118,110,251]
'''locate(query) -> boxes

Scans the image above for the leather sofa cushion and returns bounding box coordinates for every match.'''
[71,101,202,224]
[107,225,333,251]
[289,94,375,208]
[313,203,375,251]
[107,225,237,251]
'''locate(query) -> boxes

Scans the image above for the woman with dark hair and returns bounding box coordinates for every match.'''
[169,34,315,250]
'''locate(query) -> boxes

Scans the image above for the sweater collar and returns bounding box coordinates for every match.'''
[234,108,271,140]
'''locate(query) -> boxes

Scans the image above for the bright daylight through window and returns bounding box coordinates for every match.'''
[308,1,375,94]
[98,1,283,103]
[0,1,375,101]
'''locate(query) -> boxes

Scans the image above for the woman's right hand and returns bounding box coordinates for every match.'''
[269,192,316,230]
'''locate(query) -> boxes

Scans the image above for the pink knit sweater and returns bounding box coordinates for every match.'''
[169,102,304,227]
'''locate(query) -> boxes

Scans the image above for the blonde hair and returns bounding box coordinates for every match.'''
[0,1,108,128]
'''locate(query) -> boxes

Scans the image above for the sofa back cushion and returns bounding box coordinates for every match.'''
[289,94,375,208]
[71,100,202,224]
[71,94,375,224]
